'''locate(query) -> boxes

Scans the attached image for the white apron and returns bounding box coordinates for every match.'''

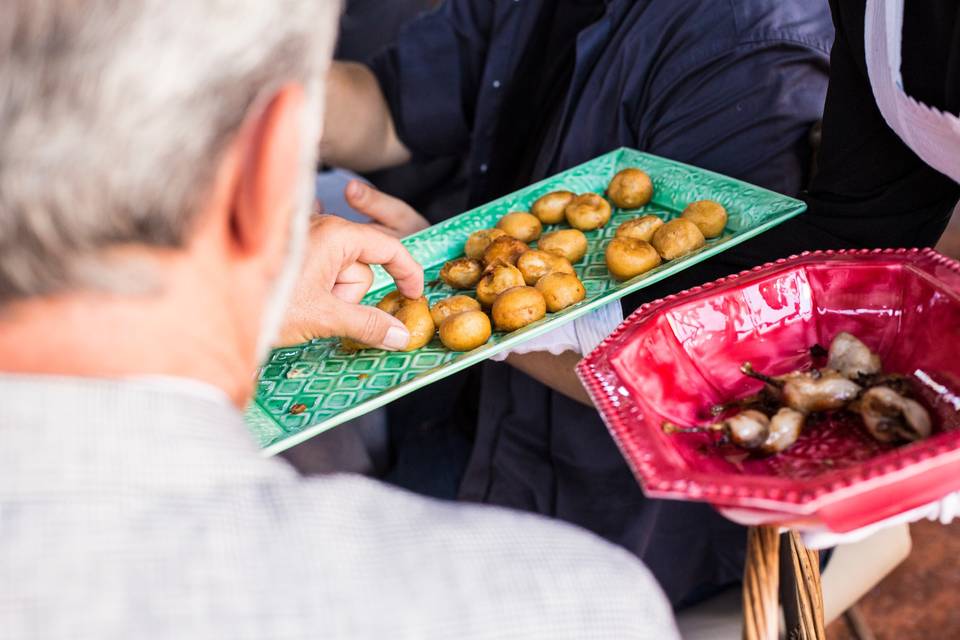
[865,0,960,184]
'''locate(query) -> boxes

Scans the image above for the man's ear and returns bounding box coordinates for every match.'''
[229,84,306,263]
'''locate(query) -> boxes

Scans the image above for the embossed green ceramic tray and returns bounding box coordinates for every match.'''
[247,148,806,454]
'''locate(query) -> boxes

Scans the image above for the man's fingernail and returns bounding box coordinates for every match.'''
[382,326,410,350]
[347,181,363,199]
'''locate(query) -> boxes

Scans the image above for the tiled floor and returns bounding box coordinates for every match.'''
[826,521,960,639]
[826,210,960,640]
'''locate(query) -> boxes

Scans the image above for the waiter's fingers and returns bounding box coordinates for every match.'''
[344,180,430,236]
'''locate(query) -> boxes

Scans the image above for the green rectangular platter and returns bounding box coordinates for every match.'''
[247,147,806,455]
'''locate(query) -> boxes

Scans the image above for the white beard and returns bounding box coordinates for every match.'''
[252,84,322,362]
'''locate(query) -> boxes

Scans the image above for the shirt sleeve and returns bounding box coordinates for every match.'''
[637,42,830,198]
[803,0,960,248]
[620,40,832,313]
[367,0,493,159]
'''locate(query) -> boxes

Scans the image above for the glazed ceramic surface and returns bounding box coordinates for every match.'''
[577,248,960,532]
[247,148,805,454]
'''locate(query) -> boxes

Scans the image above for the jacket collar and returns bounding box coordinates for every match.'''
[0,374,293,499]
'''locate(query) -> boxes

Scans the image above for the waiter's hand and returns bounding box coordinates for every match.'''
[344,179,430,238]
[277,215,424,349]
[493,302,624,407]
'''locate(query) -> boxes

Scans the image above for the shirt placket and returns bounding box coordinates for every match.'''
[470,0,533,189]
[533,7,615,180]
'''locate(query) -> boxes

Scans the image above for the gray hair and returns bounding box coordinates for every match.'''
[0,0,340,303]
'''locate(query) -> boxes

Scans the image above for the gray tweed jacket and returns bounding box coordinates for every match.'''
[0,374,677,639]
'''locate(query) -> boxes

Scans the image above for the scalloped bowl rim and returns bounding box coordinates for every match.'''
[577,247,960,517]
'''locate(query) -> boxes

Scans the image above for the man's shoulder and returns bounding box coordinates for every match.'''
[3,471,677,639]
[624,0,833,56]
[271,474,678,638]
[728,0,834,52]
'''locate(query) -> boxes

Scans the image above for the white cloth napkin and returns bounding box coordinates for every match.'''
[865,0,960,185]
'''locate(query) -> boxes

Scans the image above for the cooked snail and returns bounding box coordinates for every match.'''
[664,331,937,456]
[852,386,932,443]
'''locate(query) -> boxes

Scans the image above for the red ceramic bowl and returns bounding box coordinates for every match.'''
[577,248,960,532]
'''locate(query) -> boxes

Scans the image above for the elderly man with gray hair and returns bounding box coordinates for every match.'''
[0,1,677,638]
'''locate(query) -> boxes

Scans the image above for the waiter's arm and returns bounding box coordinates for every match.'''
[321,0,495,173]
[505,351,593,407]
[322,62,411,172]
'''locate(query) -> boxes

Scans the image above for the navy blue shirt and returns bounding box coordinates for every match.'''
[372,0,832,210]
[372,0,834,607]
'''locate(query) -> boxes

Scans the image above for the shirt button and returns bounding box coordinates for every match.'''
[492,80,501,89]
[479,163,489,174]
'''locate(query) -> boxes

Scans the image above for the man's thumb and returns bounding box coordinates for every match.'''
[332,299,411,351]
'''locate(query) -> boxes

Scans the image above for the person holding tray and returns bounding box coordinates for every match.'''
[320,0,960,613]
[321,0,836,608]
[0,1,682,638]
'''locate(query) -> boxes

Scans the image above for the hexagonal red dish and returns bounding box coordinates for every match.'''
[577,248,960,532]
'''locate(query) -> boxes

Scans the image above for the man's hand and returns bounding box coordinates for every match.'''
[277,215,424,349]
[344,180,430,238]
